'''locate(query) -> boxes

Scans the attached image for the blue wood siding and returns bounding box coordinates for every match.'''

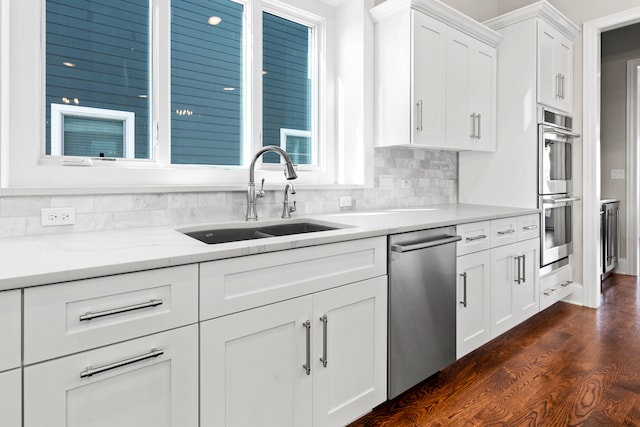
[171,0,243,166]
[45,0,150,158]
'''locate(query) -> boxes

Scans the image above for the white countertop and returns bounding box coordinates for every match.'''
[0,203,538,291]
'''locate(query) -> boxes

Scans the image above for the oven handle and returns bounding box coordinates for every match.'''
[542,197,581,205]
[542,125,580,139]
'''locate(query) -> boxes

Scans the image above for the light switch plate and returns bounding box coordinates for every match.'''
[611,169,625,180]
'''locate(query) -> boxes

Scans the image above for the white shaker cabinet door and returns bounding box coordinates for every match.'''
[0,369,22,427]
[456,250,491,359]
[201,296,313,427]
[0,289,21,371]
[513,238,540,323]
[24,325,198,427]
[537,20,573,113]
[312,277,387,427]
[412,10,448,147]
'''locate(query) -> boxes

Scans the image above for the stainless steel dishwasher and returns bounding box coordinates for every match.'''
[388,226,461,399]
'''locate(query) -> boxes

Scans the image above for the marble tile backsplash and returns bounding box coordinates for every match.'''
[0,147,457,238]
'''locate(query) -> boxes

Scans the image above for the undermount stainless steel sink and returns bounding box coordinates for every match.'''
[180,220,346,245]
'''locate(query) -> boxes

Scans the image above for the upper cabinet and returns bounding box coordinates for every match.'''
[371,0,502,151]
[484,1,580,114]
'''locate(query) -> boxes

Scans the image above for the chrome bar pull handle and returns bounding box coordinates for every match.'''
[470,113,476,138]
[417,101,424,132]
[466,234,487,242]
[514,255,522,284]
[477,113,481,139]
[561,280,573,288]
[460,273,468,308]
[523,225,538,231]
[498,229,515,236]
[320,315,328,368]
[303,320,311,375]
[543,288,558,296]
[521,254,526,283]
[79,299,163,322]
[80,348,164,378]
[556,74,561,98]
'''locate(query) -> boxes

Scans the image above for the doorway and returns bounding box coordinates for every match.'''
[583,8,640,308]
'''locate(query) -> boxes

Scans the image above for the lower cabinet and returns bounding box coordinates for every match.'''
[23,325,199,427]
[200,276,387,427]
[490,238,540,338]
[0,368,22,427]
[456,250,491,358]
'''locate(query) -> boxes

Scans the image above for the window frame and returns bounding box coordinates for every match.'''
[50,104,137,158]
[0,0,373,193]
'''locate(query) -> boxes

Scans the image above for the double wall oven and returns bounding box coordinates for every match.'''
[538,107,580,269]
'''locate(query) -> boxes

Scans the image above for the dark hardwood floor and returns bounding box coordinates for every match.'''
[350,274,640,426]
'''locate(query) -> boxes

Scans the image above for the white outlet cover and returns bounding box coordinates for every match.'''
[611,169,625,180]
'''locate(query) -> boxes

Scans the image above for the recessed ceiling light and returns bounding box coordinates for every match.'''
[208,16,222,26]
[63,61,76,67]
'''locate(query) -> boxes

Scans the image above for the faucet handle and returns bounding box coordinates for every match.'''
[290,200,297,213]
[257,178,266,198]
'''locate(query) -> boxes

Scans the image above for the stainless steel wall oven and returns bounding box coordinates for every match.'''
[538,107,579,268]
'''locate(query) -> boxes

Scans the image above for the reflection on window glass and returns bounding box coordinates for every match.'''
[171,0,244,166]
[263,12,313,165]
[45,0,151,158]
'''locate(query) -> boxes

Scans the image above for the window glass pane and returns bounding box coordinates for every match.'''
[171,0,244,166]
[262,12,313,165]
[45,0,151,158]
[63,116,125,157]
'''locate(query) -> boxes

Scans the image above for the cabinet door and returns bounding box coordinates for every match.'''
[470,43,496,151]
[446,30,472,150]
[312,277,387,427]
[513,238,540,322]
[0,369,21,427]
[490,243,519,337]
[456,251,491,358]
[537,20,573,112]
[412,10,447,146]
[24,325,198,427]
[0,289,21,371]
[201,297,313,427]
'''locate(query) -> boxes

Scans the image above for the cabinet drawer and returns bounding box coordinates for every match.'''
[457,221,491,255]
[490,217,519,247]
[200,237,387,320]
[518,214,540,241]
[0,290,21,372]
[540,265,573,311]
[24,325,198,427]
[24,264,198,364]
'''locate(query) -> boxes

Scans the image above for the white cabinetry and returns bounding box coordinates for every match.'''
[201,277,387,427]
[490,237,540,337]
[459,1,580,208]
[456,214,540,357]
[456,249,491,358]
[200,237,387,427]
[537,19,573,113]
[23,266,200,427]
[371,0,501,151]
[0,289,22,427]
[24,326,198,427]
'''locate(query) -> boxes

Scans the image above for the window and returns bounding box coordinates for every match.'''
[1,0,372,191]
[45,0,151,159]
[50,104,135,158]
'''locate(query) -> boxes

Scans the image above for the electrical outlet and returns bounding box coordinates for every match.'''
[339,196,352,208]
[41,207,76,227]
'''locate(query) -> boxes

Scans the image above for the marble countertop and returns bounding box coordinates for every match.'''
[0,203,539,291]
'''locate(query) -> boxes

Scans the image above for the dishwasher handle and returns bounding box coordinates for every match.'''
[390,235,462,253]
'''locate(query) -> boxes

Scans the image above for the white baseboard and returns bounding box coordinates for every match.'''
[562,283,584,306]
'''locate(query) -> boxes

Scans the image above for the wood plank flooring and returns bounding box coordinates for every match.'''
[349,274,640,426]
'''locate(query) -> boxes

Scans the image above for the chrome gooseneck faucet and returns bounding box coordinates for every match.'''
[246,146,298,221]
